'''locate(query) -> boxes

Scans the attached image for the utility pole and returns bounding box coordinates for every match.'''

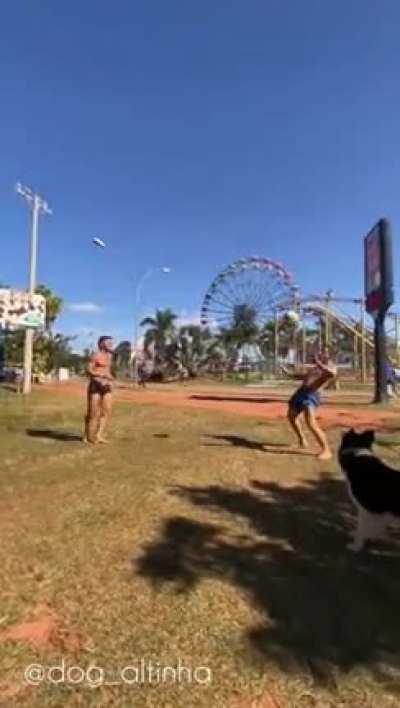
[274,310,279,376]
[16,183,52,394]
[132,267,171,385]
[133,269,154,385]
[301,312,306,366]
[395,313,400,367]
[324,289,334,348]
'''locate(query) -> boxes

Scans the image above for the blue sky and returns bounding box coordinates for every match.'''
[1,1,399,349]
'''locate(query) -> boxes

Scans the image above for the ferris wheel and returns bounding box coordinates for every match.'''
[200,257,298,330]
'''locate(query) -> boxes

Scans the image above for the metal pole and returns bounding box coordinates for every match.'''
[274,310,279,376]
[326,312,330,347]
[22,196,40,394]
[301,312,306,366]
[16,184,51,395]
[133,268,153,384]
[324,295,330,347]
[133,282,141,385]
[353,330,358,375]
[374,313,389,404]
[293,320,298,365]
[360,299,367,383]
[132,267,170,383]
[395,314,400,367]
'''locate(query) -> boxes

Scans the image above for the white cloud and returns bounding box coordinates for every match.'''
[68,302,103,314]
[175,311,220,331]
[176,310,201,328]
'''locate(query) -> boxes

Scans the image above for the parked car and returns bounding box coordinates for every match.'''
[1,366,23,382]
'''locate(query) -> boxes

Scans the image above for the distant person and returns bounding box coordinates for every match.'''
[84,336,114,444]
[178,362,189,385]
[137,358,150,389]
[326,366,340,391]
[281,347,337,461]
[385,359,397,398]
[15,369,23,394]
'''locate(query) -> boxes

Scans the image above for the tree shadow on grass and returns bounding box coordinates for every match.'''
[136,476,400,688]
[26,428,83,442]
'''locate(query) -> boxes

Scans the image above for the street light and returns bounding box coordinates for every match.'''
[90,239,171,381]
[133,266,171,383]
[16,182,52,394]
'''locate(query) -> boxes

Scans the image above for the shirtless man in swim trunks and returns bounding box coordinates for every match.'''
[84,336,114,444]
[281,347,336,461]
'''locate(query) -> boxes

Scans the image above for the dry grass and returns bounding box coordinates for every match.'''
[1,388,400,707]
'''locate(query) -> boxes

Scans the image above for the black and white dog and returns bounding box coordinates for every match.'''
[339,428,400,551]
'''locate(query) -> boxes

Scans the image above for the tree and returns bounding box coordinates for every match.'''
[215,305,260,371]
[140,309,178,375]
[260,318,298,360]
[199,334,227,375]
[113,340,132,377]
[3,329,24,367]
[4,330,83,374]
[35,284,63,331]
[229,305,259,343]
[176,325,217,376]
[2,284,77,376]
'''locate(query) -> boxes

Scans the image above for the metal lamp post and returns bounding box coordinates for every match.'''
[133,267,171,383]
[16,183,52,394]
[91,239,171,382]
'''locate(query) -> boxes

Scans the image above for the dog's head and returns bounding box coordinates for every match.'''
[341,428,375,452]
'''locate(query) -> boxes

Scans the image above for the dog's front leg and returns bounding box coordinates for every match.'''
[348,509,385,551]
[347,508,369,552]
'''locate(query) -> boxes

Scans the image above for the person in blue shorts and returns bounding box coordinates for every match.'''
[281,348,336,460]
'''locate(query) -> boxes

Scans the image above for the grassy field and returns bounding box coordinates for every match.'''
[1,388,400,707]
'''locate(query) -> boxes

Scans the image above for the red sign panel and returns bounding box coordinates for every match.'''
[364,220,393,318]
[366,229,381,292]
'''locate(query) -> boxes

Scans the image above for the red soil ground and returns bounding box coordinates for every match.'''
[42,380,399,431]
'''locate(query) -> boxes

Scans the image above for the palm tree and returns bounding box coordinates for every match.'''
[201,336,227,376]
[177,325,219,377]
[35,284,63,331]
[223,305,259,346]
[140,308,178,375]
[113,340,132,377]
[216,304,260,372]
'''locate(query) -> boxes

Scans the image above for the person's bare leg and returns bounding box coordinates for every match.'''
[287,409,308,448]
[96,393,112,443]
[83,390,91,441]
[304,407,332,460]
[85,393,101,443]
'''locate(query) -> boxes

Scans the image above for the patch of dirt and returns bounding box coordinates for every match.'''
[233,691,283,708]
[0,680,32,705]
[42,381,400,431]
[1,605,85,655]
